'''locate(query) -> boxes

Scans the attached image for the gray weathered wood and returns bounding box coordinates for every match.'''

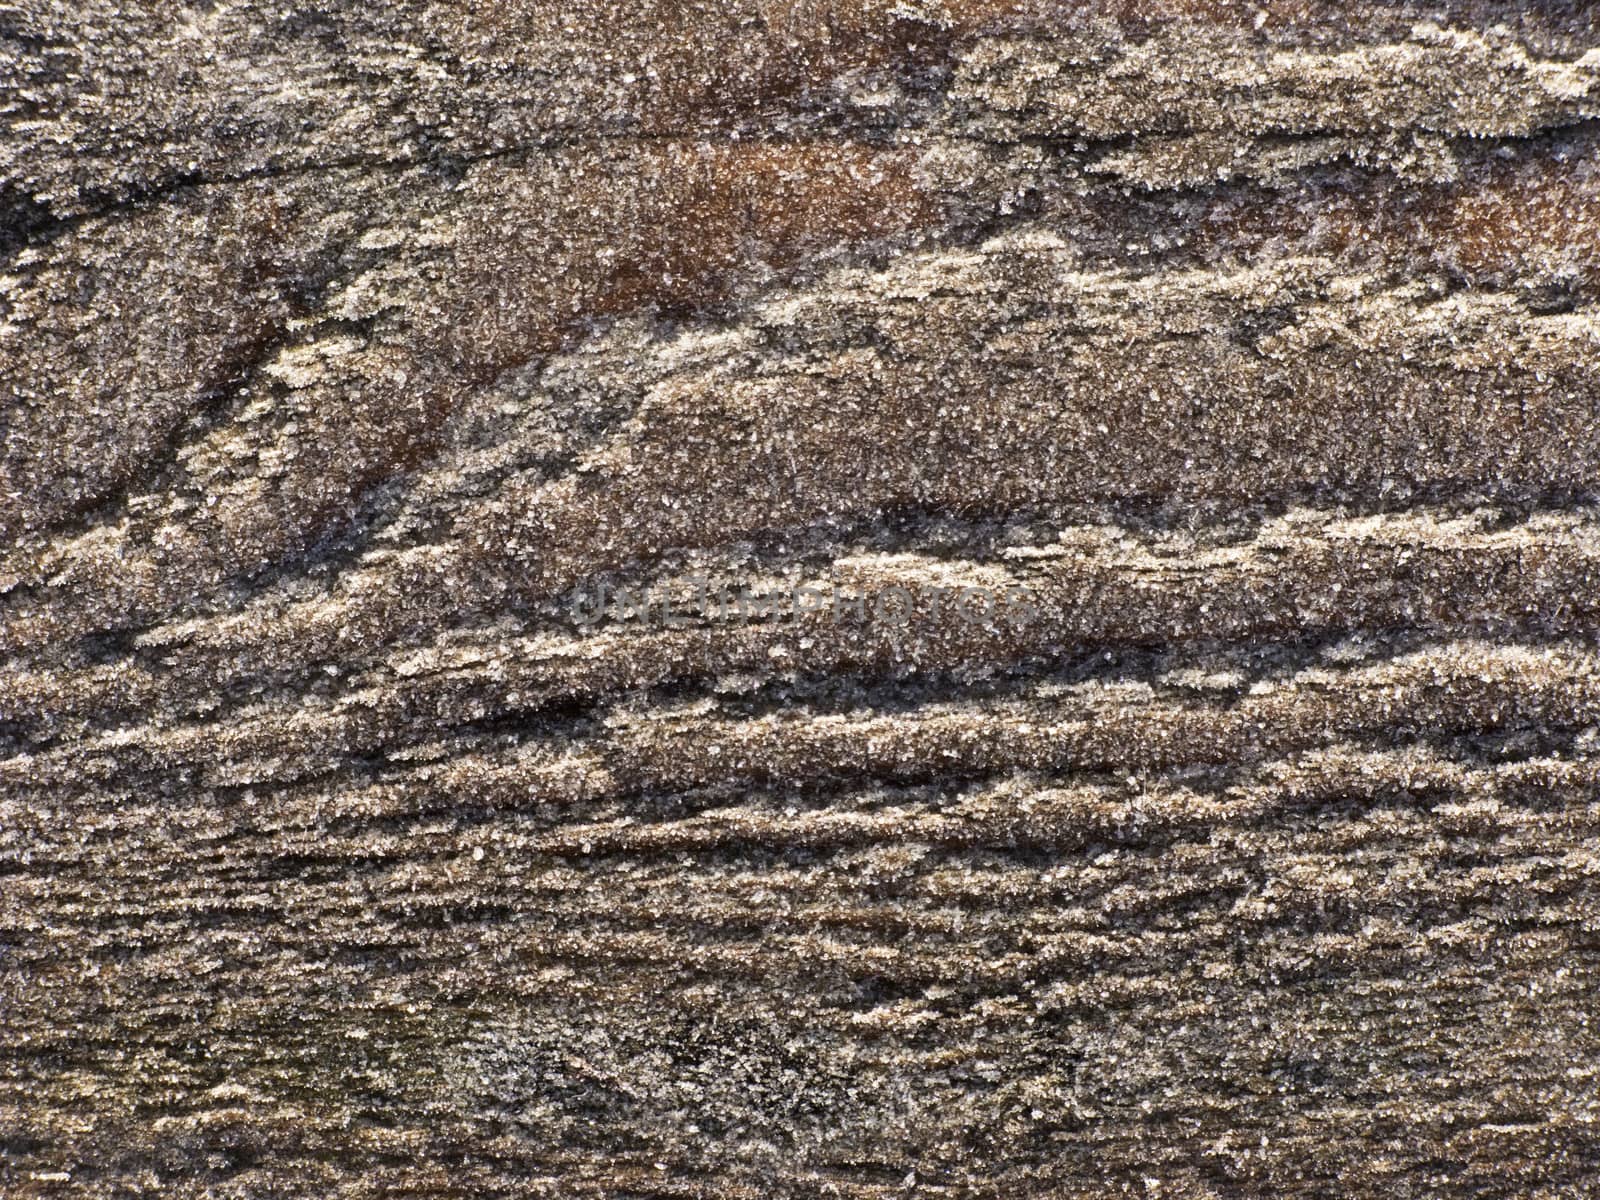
[4,3,1600,1195]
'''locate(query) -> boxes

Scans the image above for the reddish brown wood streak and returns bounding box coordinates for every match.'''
[442,142,938,376]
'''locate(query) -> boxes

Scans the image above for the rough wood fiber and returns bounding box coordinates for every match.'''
[4,2,1600,1196]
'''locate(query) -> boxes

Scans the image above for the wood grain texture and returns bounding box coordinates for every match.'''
[4,2,1600,1196]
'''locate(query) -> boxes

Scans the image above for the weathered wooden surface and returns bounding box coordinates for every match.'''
[4,3,1600,1196]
